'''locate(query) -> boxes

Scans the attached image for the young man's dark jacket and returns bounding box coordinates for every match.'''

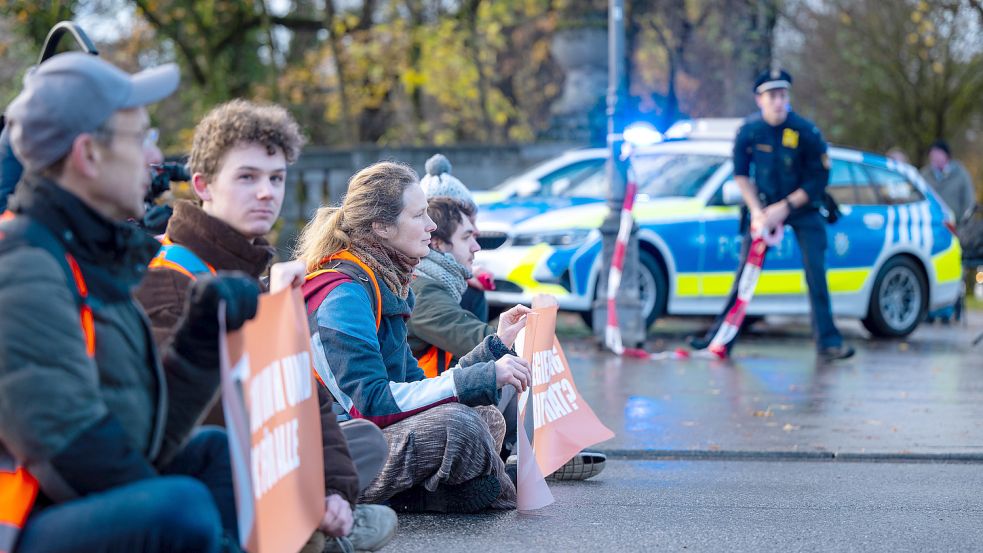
[134,200,360,505]
[406,276,494,364]
[0,176,217,504]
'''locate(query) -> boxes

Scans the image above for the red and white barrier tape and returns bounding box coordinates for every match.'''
[604,157,638,355]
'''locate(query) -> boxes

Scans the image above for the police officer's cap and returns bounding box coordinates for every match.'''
[754,68,792,95]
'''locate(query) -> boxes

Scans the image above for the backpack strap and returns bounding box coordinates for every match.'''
[304,250,382,331]
[302,260,381,393]
[302,259,380,331]
[0,211,94,356]
[148,237,216,281]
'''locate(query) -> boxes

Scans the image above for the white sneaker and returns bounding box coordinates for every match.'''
[546,451,606,481]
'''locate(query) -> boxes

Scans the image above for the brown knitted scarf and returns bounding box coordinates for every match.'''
[347,237,418,300]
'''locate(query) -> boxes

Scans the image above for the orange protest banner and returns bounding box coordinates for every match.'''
[519,305,614,479]
[516,311,554,511]
[221,288,325,553]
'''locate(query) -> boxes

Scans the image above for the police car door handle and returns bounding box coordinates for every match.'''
[863,213,885,229]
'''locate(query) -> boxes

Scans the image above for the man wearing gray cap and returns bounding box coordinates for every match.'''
[0,52,259,552]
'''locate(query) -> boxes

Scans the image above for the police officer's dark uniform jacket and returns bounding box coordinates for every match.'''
[0,176,220,505]
[734,111,830,218]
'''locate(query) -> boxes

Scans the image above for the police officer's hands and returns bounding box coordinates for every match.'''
[749,208,767,236]
[762,202,790,231]
[171,272,261,367]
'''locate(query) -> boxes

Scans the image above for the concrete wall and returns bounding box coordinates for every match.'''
[276,142,581,256]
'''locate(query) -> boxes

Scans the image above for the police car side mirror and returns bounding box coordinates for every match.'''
[721,180,744,206]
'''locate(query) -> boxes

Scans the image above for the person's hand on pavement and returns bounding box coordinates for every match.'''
[319,494,354,538]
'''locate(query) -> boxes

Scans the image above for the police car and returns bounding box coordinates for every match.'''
[475,126,964,338]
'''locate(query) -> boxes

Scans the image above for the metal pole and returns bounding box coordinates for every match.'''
[593,0,644,348]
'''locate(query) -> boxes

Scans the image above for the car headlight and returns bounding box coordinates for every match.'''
[511,229,592,248]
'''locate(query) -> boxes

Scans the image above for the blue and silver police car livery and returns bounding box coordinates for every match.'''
[475,138,963,338]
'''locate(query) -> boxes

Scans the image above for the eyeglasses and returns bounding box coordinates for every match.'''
[94,126,159,149]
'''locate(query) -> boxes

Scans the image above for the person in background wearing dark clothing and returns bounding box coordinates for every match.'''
[691,69,854,362]
[920,139,976,225]
[133,99,396,553]
[0,120,23,212]
[0,52,259,553]
[406,197,608,481]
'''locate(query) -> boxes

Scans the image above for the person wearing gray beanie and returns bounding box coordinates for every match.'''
[421,153,478,212]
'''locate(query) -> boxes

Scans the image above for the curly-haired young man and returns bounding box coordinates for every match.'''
[134,99,396,553]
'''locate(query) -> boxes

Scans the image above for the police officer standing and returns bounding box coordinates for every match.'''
[692,69,854,362]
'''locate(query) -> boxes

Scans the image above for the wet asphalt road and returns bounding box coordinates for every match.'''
[384,311,983,552]
[563,311,983,457]
[388,459,983,553]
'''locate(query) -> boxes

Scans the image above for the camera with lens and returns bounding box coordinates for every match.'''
[141,162,190,234]
[148,161,190,203]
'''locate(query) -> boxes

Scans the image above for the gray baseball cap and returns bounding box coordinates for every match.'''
[5,52,179,173]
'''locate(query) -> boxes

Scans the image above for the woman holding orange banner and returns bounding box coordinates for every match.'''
[295,161,533,513]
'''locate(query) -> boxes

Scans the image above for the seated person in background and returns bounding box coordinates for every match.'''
[406,197,607,481]
[295,161,531,513]
[133,99,395,553]
[419,153,493,320]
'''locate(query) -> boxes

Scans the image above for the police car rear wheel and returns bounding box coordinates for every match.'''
[862,256,927,338]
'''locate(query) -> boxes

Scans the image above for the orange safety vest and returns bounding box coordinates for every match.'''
[302,251,383,390]
[147,236,216,280]
[418,346,453,379]
[0,210,95,553]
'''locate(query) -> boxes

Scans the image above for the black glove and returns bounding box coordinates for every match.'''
[171,272,261,367]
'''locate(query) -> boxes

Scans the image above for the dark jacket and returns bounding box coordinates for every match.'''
[134,201,360,505]
[734,111,829,211]
[0,176,217,504]
[135,200,275,347]
[310,266,509,429]
[0,123,22,212]
[406,275,494,362]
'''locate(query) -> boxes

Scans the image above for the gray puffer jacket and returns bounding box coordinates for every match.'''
[0,176,217,504]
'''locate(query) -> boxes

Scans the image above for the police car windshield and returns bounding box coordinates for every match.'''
[634,153,728,198]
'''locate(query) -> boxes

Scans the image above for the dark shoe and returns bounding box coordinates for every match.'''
[546,451,606,481]
[818,344,855,362]
[504,456,517,488]
[387,475,500,513]
[687,335,710,350]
